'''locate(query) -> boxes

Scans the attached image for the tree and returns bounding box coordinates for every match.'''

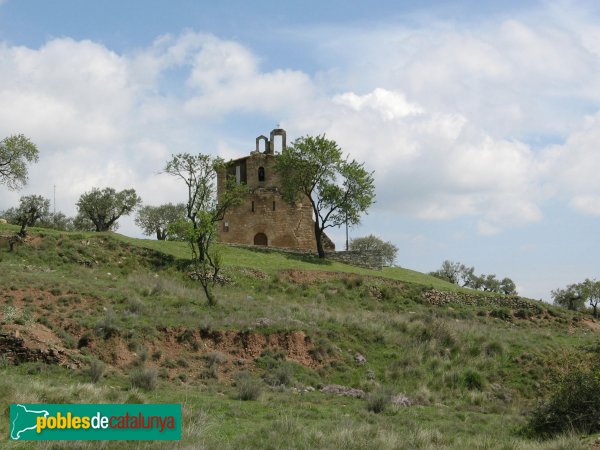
[552,279,600,317]
[76,187,141,232]
[0,134,39,190]
[37,212,75,231]
[429,260,465,284]
[349,234,398,266]
[8,195,50,236]
[135,203,186,240]
[276,135,375,258]
[430,260,517,295]
[164,153,246,305]
[551,284,586,311]
[500,277,517,295]
[581,279,600,319]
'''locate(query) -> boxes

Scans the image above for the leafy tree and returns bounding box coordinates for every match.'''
[552,279,600,317]
[72,212,96,232]
[0,134,39,190]
[582,279,600,318]
[135,203,186,240]
[76,187,142,232]
[499,277,517,295]
[6,195,50,236]
[349,234,398,266]
[430,260,517,295]
[164,153,246,305]
[551,283,586,311]
[429,260,466,285]
[481,274,501,293]
[276,135,375,258]
[37,212,75,231]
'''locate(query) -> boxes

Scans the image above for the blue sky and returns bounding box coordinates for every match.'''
[0,0,599,301]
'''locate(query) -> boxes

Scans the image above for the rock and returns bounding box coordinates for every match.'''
[366,368,375,380]
[355,352,367,365]
[255,317,272,327]
[320,384,365,398]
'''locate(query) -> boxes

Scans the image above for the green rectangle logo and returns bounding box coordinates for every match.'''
[10,403,181,440]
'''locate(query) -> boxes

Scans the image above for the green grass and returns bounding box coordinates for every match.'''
[0,225,597,448]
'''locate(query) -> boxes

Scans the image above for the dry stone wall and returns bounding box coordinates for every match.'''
[423,289,544,312]
[325,250,384,270]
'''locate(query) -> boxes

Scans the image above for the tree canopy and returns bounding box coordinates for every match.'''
[276,134,375,258]
[554,279,600,318]
[430,260,517,295]
[3,195,50,236]
[164,153,247,305]
[349,234,398,266]
[0,134,39,190]
[76,187,142,232]
[135,203,186,240]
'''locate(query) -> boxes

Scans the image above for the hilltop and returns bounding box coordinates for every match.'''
[0,224,598,449]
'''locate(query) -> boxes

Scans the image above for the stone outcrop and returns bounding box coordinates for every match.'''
[0,332,62,365]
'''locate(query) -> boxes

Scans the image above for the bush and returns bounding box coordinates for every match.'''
[463,369,485,390]
[130,368,158,391]
[527,367,600,437]
[235,372,262,401]
[366,387,391,413]
[485,341,504,357]
[264,364,295,387]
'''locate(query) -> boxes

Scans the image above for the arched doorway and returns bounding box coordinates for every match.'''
[254,233,268,246]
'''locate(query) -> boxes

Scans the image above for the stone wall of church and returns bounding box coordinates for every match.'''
[217,151,319,251]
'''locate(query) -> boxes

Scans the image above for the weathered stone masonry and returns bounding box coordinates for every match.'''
[216,128,335,252]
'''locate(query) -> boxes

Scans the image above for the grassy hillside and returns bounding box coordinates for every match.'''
[0,225,598,449]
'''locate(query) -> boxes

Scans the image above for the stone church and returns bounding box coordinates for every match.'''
[216,128,335,252]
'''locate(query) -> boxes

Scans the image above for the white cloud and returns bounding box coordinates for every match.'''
[1,12,600,239]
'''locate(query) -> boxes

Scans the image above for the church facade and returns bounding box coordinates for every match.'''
[216,128,335,252]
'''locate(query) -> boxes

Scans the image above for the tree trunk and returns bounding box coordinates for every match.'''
[314,221,325,258]
[197,235,206,262]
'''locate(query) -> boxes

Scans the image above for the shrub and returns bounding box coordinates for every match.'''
[87,359,105,383]
[95,310,120,339]
[366,387,391,413]
[204,351,227,366]
[527,367,600,437]
[485,341,504,357]
[463,369,485,391]
[130,368,158,391]
[126,296,146,314]
[264,364,295,387]
[490,308,512,321]
[308,338,336,362]
[235,372,262,401]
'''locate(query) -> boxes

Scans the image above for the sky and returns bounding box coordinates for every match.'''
[0,0,599,301]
